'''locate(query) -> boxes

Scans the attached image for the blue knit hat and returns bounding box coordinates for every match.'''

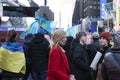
[38,28,46,34]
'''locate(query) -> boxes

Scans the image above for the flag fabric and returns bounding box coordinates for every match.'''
[36,17,53,33]
[0,42,26,74]
[66,25,80,37]
[20,16,55,39]
[20,21,39,39]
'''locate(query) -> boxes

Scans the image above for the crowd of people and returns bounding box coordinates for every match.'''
[0,28,120,80]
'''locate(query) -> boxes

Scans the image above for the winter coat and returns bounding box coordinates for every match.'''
[63,36,75,74]
[47,45,70,80]
[86,43,99,65]
[73,41,92,80]
[101,46,120,80]
[28,33,50,72]
[22,35,33,64]
[99,44,112,64]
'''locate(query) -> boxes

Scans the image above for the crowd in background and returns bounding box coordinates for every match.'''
[0,28,120,80]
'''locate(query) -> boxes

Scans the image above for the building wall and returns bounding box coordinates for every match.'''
[84,0,100,18]
[107,0,113,2]
[72,0,84,25]
[72,0,100,25]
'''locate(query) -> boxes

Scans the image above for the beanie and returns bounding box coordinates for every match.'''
[92,32,99,39]
[38,28,46,34]
[110,30,120,48]
[100,32,110,42]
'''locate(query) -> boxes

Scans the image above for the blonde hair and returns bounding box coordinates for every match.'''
[52,30,66,45]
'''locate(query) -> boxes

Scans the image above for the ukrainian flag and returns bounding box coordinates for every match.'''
[0,42,26,74]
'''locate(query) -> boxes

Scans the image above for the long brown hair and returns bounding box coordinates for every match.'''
[6,30,17,43]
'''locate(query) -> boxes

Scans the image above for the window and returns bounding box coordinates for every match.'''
[97,2,100,4]
[89,6,93,8]
[93,1,96,4]
[93,6,96,9]
[97,6,100,9]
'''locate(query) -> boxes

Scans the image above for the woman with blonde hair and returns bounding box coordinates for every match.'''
[47,30,75,80]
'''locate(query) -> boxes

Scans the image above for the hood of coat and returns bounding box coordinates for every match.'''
[111,30,120,53]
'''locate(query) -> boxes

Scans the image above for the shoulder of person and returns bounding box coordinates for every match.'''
[104,52,114,61]
[105,52,113,57]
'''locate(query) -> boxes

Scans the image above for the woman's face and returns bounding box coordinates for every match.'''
[99,37,108,46]
[59,36,67,46]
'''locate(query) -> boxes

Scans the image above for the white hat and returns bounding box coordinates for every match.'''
[92,32,99,38]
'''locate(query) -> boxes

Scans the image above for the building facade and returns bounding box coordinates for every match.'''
[72,0,84,25]
[107,0,113,2]
[72,0,100,25]
[83,0,100,18]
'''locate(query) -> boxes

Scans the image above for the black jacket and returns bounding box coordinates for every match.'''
[22,35,33,64]
[63,36,74,74]
[99,44,112,64]
[73,40,92,80]
[28,33,50,72]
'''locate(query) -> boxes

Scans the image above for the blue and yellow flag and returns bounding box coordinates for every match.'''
[36,16,53,33]
[0,42,26,74]
[20,21,39,39]
[20,16,53,39]
[66,25,80,37]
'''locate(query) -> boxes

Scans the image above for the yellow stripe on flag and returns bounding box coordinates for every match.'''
[0,47,26,74]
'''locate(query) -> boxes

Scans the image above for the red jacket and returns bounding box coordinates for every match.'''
[47,45,70,80]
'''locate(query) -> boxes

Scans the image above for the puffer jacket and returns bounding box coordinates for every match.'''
[101,46,120,80]
[28,33,50,72]
[22,34,33,64]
